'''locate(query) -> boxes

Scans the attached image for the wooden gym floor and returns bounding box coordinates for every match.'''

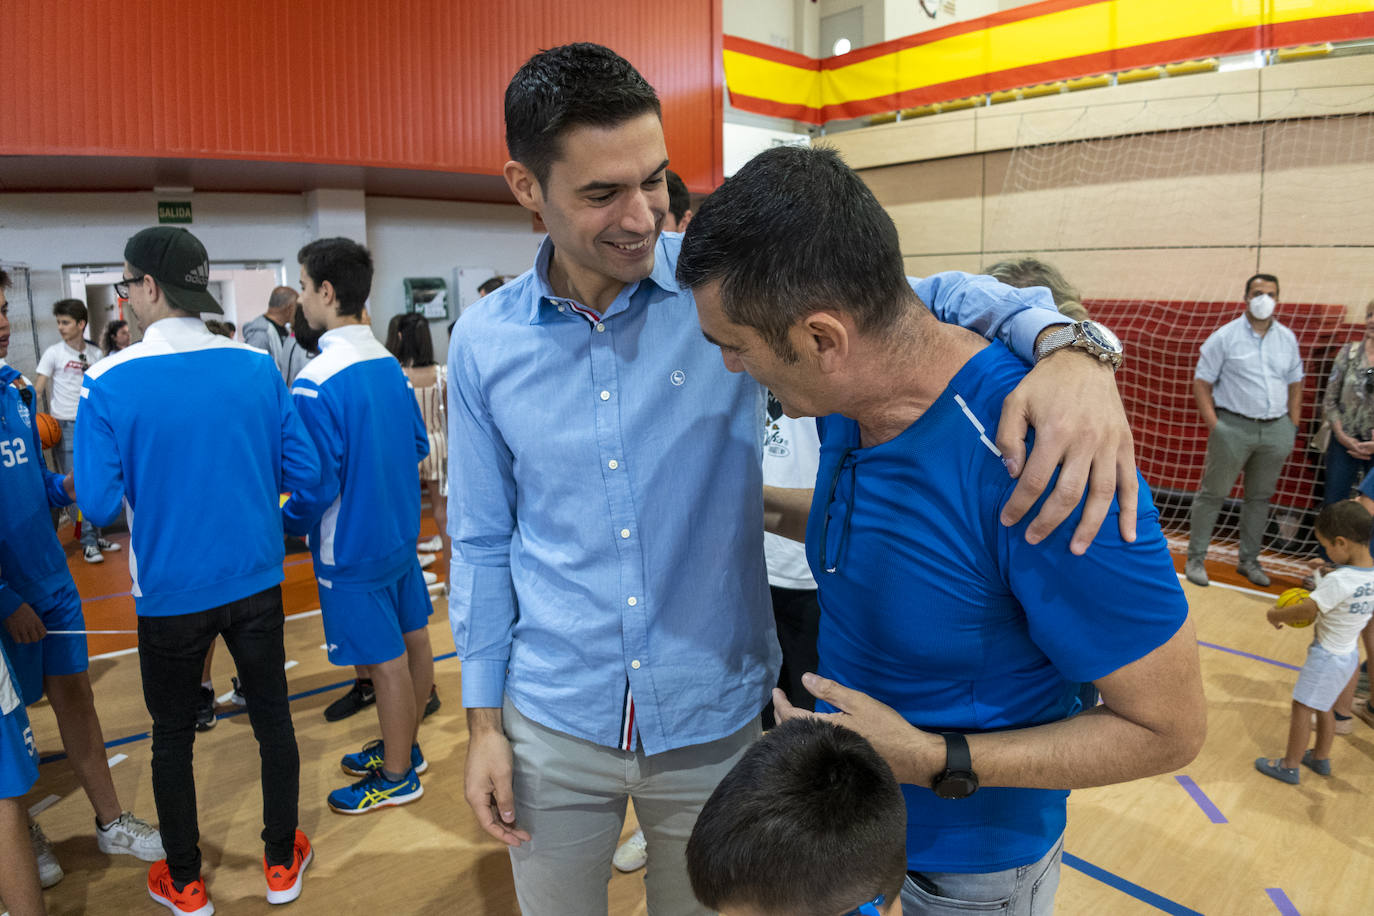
[22,520,1374,915]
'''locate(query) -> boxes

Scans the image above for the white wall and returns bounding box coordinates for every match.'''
[0,190,542,375]
[365,197,541,356]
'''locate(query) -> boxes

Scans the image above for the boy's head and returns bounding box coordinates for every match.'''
[686,718,907,916]
[1314,499,1374,562]
[297,237,373,329]
[664,169,693,232]
[53,298,89,345]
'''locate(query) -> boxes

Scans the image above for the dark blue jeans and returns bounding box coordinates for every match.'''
[1324,443,1373,505]
[137,586,298,885]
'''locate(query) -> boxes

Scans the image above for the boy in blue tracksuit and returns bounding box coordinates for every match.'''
[0,272,164,886]
[77,228,322,914]
[284,237,435,815]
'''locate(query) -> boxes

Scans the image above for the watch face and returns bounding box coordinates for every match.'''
[933,772,978,799]
[1081,322,1121,352]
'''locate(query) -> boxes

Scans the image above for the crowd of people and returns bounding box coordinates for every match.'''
[0,39,1368,916]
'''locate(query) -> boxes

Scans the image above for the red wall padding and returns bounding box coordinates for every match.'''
[1,0,724,191]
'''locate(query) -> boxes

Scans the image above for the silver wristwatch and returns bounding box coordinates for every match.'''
[1033,320,1124,370]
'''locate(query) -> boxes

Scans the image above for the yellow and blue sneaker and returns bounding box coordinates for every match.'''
[339,739,427,778]
[327,768,423,815]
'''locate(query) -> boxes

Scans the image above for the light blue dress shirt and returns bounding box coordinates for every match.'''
[1195,315,1303,420]
[447,242,1067,755]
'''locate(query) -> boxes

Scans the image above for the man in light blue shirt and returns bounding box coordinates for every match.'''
[450,42,1139,916]
[1187,273,1303,588]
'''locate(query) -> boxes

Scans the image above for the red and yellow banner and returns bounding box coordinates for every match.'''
[724,0,1374,124]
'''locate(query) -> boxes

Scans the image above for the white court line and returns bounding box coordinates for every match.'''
[284,660,299,671]
[215,688,238,704]
[88,608,323,662]
[28,794,61,817]
[107,753,127,768]
[1175,572,1275,601]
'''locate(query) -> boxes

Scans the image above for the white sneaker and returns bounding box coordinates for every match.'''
[417,553,436,569]
[422,571,439,586]
[96,811,165,862]
[612,828,647,873]
[417,535,443,552]
[96,537,122,553]
[30,821,63,888]
[83,545,104,564]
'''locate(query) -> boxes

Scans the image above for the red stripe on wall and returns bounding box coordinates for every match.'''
[727,92,826,125]
[1268,11,1374,46]
[723,34,819,71]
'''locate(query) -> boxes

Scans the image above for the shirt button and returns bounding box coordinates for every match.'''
[631,659,641,669]
[595,323,605,332]
[620,528,630,539]
[600,390,611,401]
[557,304,565,312]
[627,596,637,606]
[608,459,619,470]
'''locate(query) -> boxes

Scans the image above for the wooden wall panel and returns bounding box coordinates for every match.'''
[2,0,724,191]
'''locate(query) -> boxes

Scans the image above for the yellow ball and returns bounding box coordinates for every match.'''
[1276,587,1312,627]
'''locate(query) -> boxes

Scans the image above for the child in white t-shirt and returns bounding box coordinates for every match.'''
[35,299,115,562]
[1256,500,1374,784]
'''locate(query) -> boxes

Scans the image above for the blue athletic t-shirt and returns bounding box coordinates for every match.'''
[808,341,1187,873]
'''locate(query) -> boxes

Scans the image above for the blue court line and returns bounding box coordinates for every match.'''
[1175,774,1228,824]
[1063,853,1203,915]
[37,650,459,766]
[1197,640,1301,672]
[1266,888,1301,915]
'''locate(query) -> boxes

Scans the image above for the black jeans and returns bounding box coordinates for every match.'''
[762,585,822,729]
[138,586,299,885]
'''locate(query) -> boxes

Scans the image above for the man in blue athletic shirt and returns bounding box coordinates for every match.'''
[454,44,1146,916]
[284,237,435,815]
[0,268,164,890]
[78,227,321,914]
[678,146,1207,916]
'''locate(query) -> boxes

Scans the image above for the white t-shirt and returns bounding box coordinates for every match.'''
[1309,564,1374,654]
[37,340,101,420]
[762,394,820,591]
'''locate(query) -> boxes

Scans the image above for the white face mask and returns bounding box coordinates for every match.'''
[1248,293,1276,321]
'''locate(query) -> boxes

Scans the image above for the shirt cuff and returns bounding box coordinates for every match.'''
[1007,309,1070,364]
[460,658,509,709]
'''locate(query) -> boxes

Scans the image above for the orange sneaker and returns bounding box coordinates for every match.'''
[264,829,313,905]
[147,860,214,915]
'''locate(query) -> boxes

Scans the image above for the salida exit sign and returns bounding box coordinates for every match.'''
[157,201,193,224]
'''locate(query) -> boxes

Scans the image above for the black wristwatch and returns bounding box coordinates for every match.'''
[930,733,979,799]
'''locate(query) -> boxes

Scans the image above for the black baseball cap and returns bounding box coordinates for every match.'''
[123,227,222,314]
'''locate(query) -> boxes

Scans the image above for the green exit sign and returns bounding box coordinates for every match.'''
[157,201,193,224]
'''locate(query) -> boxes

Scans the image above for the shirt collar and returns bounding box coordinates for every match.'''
[527,235,679,325]
[141,316,215,346]
[318,323,377,349]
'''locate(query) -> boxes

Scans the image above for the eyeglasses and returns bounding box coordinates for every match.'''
[841,893,885,916]
[1363,367,1374,396]
[114,273,145,299]
[78,351,89,369]
[820,446,857,574]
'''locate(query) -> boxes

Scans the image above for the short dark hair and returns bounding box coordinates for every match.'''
[666,169,691,222]
[53,298,89,325]
[0,269,10,291]
[386,312,435,368]
[102,320,128,353]
[1245,273,1280,300]
[686,718,907,916]
[477,276,505,297]
[677,145,913,361]
[505,43,662,188]
[298,238,373,319]
[203,319,234,338]
[1315,500,1373,545]
[985,257,1080,308]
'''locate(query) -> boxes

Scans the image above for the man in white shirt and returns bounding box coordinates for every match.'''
[35,299,117,564]
[1187,273,1303,588]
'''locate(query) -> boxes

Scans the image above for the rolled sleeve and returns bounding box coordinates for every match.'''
[447,330,518,708]
[911,272,1067,365]
[1195,332,1224,384]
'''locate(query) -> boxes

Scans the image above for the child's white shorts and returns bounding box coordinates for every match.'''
[1293,642,1359,711]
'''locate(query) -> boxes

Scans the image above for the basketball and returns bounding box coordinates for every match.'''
[1276,587,1312,627]
[36,412,61,449]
